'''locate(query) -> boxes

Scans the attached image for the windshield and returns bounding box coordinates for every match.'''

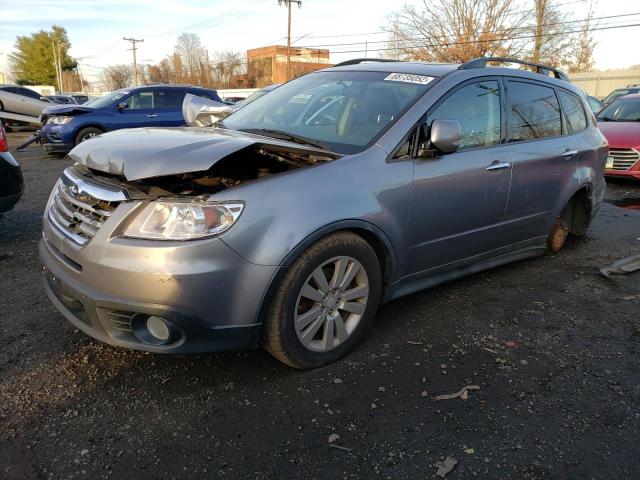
[597,98,640,121]
[84,90,129,109]
[603,89,636,105]
[223,71,434,154]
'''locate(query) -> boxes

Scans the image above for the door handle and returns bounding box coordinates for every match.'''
[485,161,511,171]
[147,114,158,118]
[561,150,578,158]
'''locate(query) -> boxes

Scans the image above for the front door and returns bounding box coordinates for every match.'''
[405,79,512,276]
[116,90,159,129]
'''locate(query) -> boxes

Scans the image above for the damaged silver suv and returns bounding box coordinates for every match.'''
[40,58,607,368]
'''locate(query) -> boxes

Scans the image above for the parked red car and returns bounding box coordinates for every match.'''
[597,93,640,180]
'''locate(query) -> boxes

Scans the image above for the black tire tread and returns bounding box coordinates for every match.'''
[263,231,380,369]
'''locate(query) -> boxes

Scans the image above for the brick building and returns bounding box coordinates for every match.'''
[246,45,331,87]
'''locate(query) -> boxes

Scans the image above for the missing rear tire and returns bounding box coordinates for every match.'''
[547,218,569,252]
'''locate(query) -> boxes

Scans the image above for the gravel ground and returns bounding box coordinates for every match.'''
[1,131,639,479]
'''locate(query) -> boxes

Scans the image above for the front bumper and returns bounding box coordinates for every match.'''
[40,208,279,354]
[41,125,74,152]
[605,167,640,180]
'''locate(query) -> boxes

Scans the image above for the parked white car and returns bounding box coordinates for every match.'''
[0,85,51,118]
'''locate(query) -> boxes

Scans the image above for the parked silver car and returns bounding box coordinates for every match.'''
[40,57,607,368]
[0,85,50,117]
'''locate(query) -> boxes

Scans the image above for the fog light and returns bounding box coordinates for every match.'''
[146,316,170,341]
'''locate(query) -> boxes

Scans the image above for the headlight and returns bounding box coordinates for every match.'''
[46,116,73,125]
[123,200,244,240]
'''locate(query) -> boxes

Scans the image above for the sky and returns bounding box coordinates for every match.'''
[1,0,639,85]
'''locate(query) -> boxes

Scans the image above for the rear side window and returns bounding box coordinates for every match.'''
[156,89,185,109]
[429,80,501,150]
[558,91,587,133]
[17,87,42,100]
[507,81,561,141]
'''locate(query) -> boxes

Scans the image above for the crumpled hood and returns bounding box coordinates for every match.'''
[67,127,337,181]
[42,104,95,116]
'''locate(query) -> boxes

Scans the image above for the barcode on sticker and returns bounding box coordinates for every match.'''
[384,73,434,85]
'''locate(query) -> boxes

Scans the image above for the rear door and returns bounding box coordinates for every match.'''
[154,89,188,126]
[499,79,577,244]
[405,78,513,276]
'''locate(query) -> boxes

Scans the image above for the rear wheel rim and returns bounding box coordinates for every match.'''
[294,256,369,353]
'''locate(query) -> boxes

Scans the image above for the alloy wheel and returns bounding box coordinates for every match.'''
[294,256,369,352]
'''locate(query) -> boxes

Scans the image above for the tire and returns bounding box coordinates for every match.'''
[74,127,103,146]
[263,232,382,369]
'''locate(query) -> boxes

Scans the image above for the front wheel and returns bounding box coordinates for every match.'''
[74,127,103,146]
[263,232,382,369]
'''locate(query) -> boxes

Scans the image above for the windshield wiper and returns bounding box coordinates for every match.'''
[597,116,616,122]
[239,128,331,151]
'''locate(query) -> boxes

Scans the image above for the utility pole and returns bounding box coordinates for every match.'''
[278,0,301,81]
[57,42,63,90]
[76,58,85,93]
[123,37,144,86]
[51,40,61,91]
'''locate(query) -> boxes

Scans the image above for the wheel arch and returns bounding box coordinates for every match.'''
[254,220,398,327]
[558,183,593,235]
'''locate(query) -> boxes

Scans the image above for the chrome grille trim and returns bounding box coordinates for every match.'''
[47,167,126,245]
[608,148,639,171]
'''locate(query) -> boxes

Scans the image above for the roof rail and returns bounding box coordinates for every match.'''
[458,57,570,82]
[332,58,399,67]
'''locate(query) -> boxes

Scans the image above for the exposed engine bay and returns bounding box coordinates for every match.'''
[76,142,338,199]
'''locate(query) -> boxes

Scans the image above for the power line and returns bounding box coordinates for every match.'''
[326,21,640,55]
[296,12,640,49]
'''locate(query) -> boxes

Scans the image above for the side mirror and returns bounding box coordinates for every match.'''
[429,119,461,154]
[116,102,128,111]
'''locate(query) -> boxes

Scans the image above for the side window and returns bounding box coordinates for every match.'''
[507,81,561,141]
[156,90,185,109]
[126,91,154,110]
[429,80,501,150]
[558,91,587,133]
[16,87,39,99]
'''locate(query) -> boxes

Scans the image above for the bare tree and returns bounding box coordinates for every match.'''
[175,33,206,83]
[100,64,132,90]
[210,50,244,88]
[531,0,596,72]
[385,0,529,63]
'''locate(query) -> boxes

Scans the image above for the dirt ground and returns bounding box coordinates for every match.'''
[1,131,639,479]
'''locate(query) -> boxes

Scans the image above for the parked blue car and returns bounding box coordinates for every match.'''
[40,84,224,153]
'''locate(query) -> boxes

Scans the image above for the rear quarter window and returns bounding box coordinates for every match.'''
[558,90,587,133]
[506,81,562,141]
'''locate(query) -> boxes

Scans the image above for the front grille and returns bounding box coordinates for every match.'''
[609,148,640,171]
[48,167,127,245]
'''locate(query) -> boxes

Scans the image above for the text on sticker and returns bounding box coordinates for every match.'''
[384,73,435,85]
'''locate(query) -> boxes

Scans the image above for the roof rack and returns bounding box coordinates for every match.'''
[458,57,570,82]
[332,58,399,67]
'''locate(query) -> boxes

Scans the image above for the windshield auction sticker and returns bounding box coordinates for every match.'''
[384,73,435,84]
